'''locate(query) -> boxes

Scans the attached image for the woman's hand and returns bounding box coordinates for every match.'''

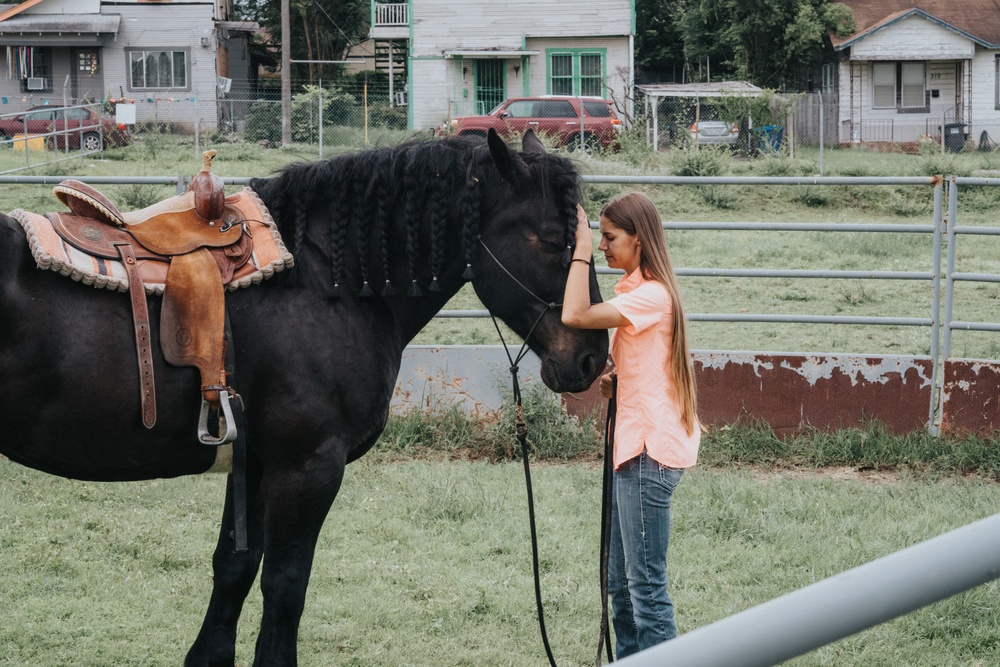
[599,372,615,399]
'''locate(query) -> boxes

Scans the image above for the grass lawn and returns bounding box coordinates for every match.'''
[1,454,997,666]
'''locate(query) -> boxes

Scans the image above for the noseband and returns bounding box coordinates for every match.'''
[475,237,563,667]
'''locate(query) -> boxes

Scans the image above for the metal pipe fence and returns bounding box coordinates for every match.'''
[5,173,998,436]
[615,511,1000,667]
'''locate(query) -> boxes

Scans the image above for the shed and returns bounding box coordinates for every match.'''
[636,81,764,149]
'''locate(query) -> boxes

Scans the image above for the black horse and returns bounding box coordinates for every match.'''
[0,130,607,666]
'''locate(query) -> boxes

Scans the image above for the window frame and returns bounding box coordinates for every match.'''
[871,60,929,113]
[545,48,607,98]
[126,48,190,91]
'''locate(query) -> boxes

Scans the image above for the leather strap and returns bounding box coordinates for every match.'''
[115,243,157,429]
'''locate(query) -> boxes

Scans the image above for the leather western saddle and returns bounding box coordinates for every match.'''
[46,150,253,445]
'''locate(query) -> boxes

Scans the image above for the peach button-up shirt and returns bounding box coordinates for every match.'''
[606,268,700,470]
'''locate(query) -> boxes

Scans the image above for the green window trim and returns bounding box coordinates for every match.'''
[544,48,607,97]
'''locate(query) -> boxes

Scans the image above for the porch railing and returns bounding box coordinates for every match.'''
[374,3,408,26]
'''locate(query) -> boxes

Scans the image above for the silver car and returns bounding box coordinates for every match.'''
[687,120,739,146]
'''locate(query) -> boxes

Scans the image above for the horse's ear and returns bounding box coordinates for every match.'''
[522,129,547,154]
[487,128,531,186]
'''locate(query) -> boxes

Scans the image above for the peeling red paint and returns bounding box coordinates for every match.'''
[563,353,937,437]
[940,359,1000,437]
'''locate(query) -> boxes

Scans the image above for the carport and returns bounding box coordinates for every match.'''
[636,81,764,150]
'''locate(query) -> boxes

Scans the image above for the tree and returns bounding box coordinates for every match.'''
[636,0,855,89]
[235,0,370,84]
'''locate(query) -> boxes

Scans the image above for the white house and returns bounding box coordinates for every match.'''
[0,0,254,131]
[369,1,635,131]
[829,1,1000,147]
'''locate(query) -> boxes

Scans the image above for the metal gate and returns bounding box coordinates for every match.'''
[474,60,505,115]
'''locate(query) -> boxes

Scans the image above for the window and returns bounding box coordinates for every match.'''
[822,63,836,93]
[78,50,99,76]
[7,46,52,93]
[550,53,574,95]
[996,56,1000,110]
[546,48,607,97]
[872,61,928,112]
[900,62,926,109]
[580,53,602,96]
[539,100,575,118]
[503,100,536,118]
[872,62,895,108]
[582,99,612,117]
[128,49,188,90]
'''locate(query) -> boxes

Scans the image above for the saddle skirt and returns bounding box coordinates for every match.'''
[11,187,293,295]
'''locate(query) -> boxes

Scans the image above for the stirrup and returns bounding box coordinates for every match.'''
[198,390,238,445]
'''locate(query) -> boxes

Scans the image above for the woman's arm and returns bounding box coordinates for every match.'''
[561,205,627,330]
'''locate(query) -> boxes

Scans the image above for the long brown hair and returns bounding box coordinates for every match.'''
[600,191,698,434]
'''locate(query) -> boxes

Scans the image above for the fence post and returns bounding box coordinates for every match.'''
[818,92,824,176]
[928,178,944,436]
[318,89,324,159]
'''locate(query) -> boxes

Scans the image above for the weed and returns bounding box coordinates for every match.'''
[670,145,730,177]
[117,183,166,210]
[791,185,829,207]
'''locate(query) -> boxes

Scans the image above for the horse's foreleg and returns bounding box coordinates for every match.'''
[251,459,346,667]
[185,467,265,667]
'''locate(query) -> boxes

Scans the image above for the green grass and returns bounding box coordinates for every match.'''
[3,389,999,665]
[2,450,998,666]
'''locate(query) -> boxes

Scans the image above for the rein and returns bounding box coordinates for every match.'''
[478,238,562,667]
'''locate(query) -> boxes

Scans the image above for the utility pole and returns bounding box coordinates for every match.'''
[281,0,291,145]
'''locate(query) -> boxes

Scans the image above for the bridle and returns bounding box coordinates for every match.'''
[476,237,564,667]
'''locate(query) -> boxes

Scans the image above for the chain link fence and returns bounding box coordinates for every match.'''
[11,74,1000,166]
[634,86,1000,163]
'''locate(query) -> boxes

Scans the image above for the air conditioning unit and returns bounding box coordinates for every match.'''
[26,77,46,90]
[217,76,231,94]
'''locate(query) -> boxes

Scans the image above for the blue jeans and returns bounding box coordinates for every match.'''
[608,451,684,658]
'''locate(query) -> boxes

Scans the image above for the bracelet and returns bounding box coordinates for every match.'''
[571,258,591,266]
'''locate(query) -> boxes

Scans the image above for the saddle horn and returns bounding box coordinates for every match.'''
[189,150,226,221]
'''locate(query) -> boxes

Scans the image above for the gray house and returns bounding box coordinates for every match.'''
[0,0,255,131]
[830,0,1000,146]
[369,1,635,131]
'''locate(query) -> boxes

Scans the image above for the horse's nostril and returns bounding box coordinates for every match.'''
[580,352,598,382]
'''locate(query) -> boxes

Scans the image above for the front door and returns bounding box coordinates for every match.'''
[475,60,505,115]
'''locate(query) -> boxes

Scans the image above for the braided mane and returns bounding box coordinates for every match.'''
[250,135,580,298]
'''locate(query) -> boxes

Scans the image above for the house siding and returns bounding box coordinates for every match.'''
[102,2,218,129]
[406,1,634,131]
[412,3,631,53]
[850,15,975,60]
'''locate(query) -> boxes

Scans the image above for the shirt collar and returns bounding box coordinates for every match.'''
[614,266,645,296]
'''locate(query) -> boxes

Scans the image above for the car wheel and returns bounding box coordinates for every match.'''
[568,133,601,154]
[81,132,102,151]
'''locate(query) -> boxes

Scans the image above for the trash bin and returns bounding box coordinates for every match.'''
[943,123,967,153]
[756,125,784,152]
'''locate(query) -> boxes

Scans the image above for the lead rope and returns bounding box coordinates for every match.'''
[489,307,560,667]
[596,374,617,665]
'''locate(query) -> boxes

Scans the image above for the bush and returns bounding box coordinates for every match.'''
[245,99,281,143]
[671,145,730,177]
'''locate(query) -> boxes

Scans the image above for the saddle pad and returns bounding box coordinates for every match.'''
[11,188,293,295]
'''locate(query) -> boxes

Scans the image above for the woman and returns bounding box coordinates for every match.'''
[562,191,700,658]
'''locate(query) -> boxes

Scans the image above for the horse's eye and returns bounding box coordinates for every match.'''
[540,239,564,253]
